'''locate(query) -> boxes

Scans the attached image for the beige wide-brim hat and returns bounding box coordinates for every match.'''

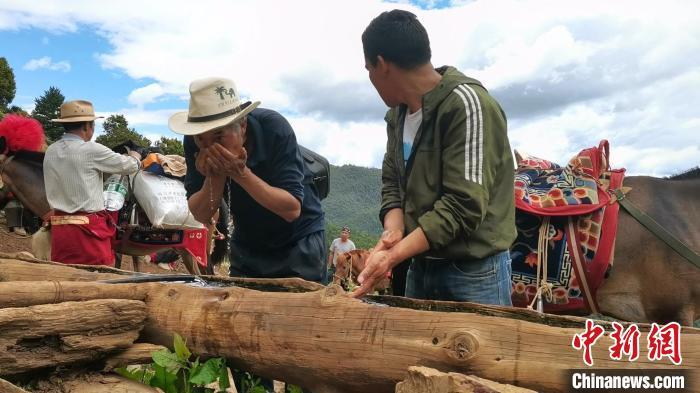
[169,77,260,136]
[52,100,104,123]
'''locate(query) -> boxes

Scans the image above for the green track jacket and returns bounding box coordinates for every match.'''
[380,66,516,260]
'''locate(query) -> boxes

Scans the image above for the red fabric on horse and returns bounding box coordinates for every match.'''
[50,210,116,266]
[512,140,626,314]
[514,140,613,216]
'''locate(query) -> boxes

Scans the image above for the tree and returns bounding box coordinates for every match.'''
[6,106,28,116]
[0,57,16,112]
[95,114,151,149]
[154,136,184,156]
[31,86,65,143]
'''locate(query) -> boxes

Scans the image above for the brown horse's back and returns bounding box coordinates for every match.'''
[597,174,700,325]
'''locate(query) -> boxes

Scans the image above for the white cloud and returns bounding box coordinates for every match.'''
[95,108,177,127]
[287,115,387,168]
[127,83,166,107]
[2,0,699,175]
[22,56,71,72]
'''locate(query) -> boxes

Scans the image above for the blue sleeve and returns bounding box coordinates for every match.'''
[260,113,305,202]
[183,135,205,199]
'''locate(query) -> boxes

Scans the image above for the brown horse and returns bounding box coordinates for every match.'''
[0,148,210,275]
[595,170,700,325]
[333,249,391,294]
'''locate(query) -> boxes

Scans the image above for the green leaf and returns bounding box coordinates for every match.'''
[115,365,155,385]
[173,333,192,362]
[189,357,223,386]
[152,348,183,373]
[249,386,268,393]
[150,363,179,393]
[218,363,231,391]
[287,384,304,393]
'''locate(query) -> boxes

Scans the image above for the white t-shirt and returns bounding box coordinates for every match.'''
[329,238,356,266]
[402,108,423,166]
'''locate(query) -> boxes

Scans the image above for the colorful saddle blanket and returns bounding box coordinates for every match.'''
[510,140,625,314]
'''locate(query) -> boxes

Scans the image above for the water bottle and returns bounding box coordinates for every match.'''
[104,174,129,211]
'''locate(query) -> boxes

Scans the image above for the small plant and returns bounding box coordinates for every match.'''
[238,371,267,393]
[117,333,230,393]
[286,384,304,393]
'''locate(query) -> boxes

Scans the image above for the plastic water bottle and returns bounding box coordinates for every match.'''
[104,174,129,211]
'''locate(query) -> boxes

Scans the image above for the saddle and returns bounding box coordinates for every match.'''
[511,140,625,314]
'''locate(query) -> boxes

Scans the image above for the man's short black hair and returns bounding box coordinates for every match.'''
[362,9,431,70]
[63,121,91,133]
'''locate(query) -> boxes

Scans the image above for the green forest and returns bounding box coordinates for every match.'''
[322,164,383,250]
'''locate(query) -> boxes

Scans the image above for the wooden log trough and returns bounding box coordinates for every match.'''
[1,253,698,392]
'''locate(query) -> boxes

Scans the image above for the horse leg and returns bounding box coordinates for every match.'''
[114,253,122,270]
[676,304,696,327]
[596,281,648,323]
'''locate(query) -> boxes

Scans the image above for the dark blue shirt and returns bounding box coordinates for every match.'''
[184,108,325,251]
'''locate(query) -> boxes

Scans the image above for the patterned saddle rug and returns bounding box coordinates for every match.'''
[510,140,625,314]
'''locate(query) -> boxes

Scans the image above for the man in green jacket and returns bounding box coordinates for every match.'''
[351,9,517,305]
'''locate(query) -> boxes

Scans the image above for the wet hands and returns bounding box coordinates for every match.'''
[379,229,402,250]
[350,229,404,298]
[195,142,247,180]
[350,249,394,298]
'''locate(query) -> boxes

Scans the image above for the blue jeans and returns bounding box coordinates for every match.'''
[405,250,513,306]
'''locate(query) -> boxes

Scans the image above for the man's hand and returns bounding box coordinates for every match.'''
[350,249,394,298]
[204,143,247,179]
[379,229,403,250]
[195,150,212,176]
[194,142,246,180]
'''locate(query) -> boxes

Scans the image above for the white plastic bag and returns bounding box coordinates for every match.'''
[131,172,203,229]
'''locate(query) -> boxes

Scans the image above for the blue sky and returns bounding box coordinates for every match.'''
[1,0,698,175]
[0,28,178,139]
[3,29,138,107]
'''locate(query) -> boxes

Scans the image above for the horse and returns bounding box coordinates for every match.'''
[333,249,391,294]
[593,169,700,326]
[0,147,225,275]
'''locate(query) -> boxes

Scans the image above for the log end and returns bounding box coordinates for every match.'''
[445,331,479,362]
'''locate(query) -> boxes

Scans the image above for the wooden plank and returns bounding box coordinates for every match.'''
[0,255,324,293]
[396,366,536,393]
[0,378,29,393]
[1,258,698,392]
[35,372,160,393]
[102,344,167,371]
[0,299,146,376]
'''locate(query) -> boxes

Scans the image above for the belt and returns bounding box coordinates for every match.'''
[51,215,90,226]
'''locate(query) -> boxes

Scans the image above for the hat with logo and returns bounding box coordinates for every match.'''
[168,77,260,135]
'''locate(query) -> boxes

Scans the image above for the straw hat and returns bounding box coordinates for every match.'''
[168,77,260,136]
[52,100,104,123]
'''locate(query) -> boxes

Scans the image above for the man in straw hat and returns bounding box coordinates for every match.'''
[43,100,142,266]
[171,77,325,391]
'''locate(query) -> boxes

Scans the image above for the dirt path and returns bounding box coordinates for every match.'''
[0,223,33,255]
